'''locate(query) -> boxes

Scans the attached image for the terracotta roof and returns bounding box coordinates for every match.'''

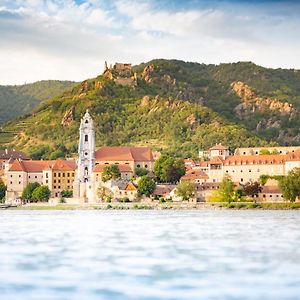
[208,156,224,165]
[9,160,76,172]
[224,154,287,165]
[285,150,300,161]
[181,169,208,180]
[0,149,29,160]
[95,146,154,162]
[49,160,76,171]
[93,164,133,173]
[209,144,229,151]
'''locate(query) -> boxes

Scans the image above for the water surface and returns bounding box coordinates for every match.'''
[0,210,299,300]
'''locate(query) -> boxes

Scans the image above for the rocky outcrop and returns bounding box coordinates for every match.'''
[232,81,296,117]
[142,64,155,83]
[61,107,75,127]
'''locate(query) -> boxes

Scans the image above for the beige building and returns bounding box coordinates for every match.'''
[199,144,230,160]
[6,159,76,201]
[95,146,155,175]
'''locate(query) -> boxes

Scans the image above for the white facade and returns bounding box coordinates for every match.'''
[73,110,96,201]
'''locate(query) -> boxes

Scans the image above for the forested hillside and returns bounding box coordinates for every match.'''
[1,59,300,159]
[0,80,77,124]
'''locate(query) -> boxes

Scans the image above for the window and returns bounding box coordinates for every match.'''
[18,181,21,185]
[67,173,70,177]
[19,175,21,178]
[85,135,88,142]
[46,180,48,184]
[145,164,148,168]
[85,119,89,124]
[54,180,56,183]
[249,169,251,172]
[54,173,56,177]
[63,173,65,177]
[10,181,12,185]
[58,180,61,183]
[54,186,56,189]
[137,164,140,168]
[10,175,12,178]
[240,178,244,182]
[35,176,37,179]
[58,173,61,177]
[46,173,48,178]
[85,152,88,156]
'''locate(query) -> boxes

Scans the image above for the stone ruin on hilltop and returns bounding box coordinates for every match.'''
[102,61,137,87]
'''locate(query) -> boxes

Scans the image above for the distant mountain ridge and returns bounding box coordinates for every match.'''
[0,80,77,124]
[1,59,300,159]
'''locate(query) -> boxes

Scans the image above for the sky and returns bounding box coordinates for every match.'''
[0,0,300,85]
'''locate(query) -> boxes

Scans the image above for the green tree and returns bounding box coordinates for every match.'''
[61,189,73,198]
[31,186,51,202]
[138,176,156,197]
[102,165,121,182]
[0,181,6,203]
[279,168,300,202]
[135,167,148,177]
[175,180,195,200]
[22,182,41,201]
[154,155,185,183]
[218,175,235,203]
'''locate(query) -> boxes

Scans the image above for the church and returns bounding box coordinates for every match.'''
[73,110,155,203]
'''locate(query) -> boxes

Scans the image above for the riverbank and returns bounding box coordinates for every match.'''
[4,202,300,210]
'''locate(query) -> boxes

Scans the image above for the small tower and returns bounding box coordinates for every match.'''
[73,110,95,200]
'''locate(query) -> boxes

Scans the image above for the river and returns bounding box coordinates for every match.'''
[0,210,299,300]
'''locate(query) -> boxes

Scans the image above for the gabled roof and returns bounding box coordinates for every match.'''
[0,149,29,160]
[93,164,133,173]
[208,156,224,165]
[209,144,229,151]
[95,146,154,162]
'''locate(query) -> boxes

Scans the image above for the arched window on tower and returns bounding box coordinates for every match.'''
[85,119,89,124]
[85,135,88,142]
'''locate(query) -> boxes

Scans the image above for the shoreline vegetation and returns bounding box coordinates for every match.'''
[3,202,300,210]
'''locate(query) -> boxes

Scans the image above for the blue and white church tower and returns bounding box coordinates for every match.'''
[73,110,96,201]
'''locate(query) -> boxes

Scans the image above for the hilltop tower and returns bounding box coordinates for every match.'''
[73,110,95,200]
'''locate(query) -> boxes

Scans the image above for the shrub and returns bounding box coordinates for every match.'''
[61,190,73,198]
[59,197,66,204]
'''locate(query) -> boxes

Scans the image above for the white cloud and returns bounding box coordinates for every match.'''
[0,0,300,84]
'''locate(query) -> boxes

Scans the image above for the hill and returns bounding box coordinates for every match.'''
[0,80,77,124]
[2,59,300,159]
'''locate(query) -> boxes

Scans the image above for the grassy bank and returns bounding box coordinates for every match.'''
[5,202,300,210]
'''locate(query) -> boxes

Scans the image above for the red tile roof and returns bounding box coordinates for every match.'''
[224,154,287,165]
[93,164,133,173]
[95,146,154,162]
[181,169,209,180]
[208,156,224,165]
[9,160,76,172]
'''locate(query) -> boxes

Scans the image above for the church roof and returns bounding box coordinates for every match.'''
[95,146,154,162]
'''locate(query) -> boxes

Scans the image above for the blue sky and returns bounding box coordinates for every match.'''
[0,0,299,84]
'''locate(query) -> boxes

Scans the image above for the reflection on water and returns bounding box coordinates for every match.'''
[0,210,299,300]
